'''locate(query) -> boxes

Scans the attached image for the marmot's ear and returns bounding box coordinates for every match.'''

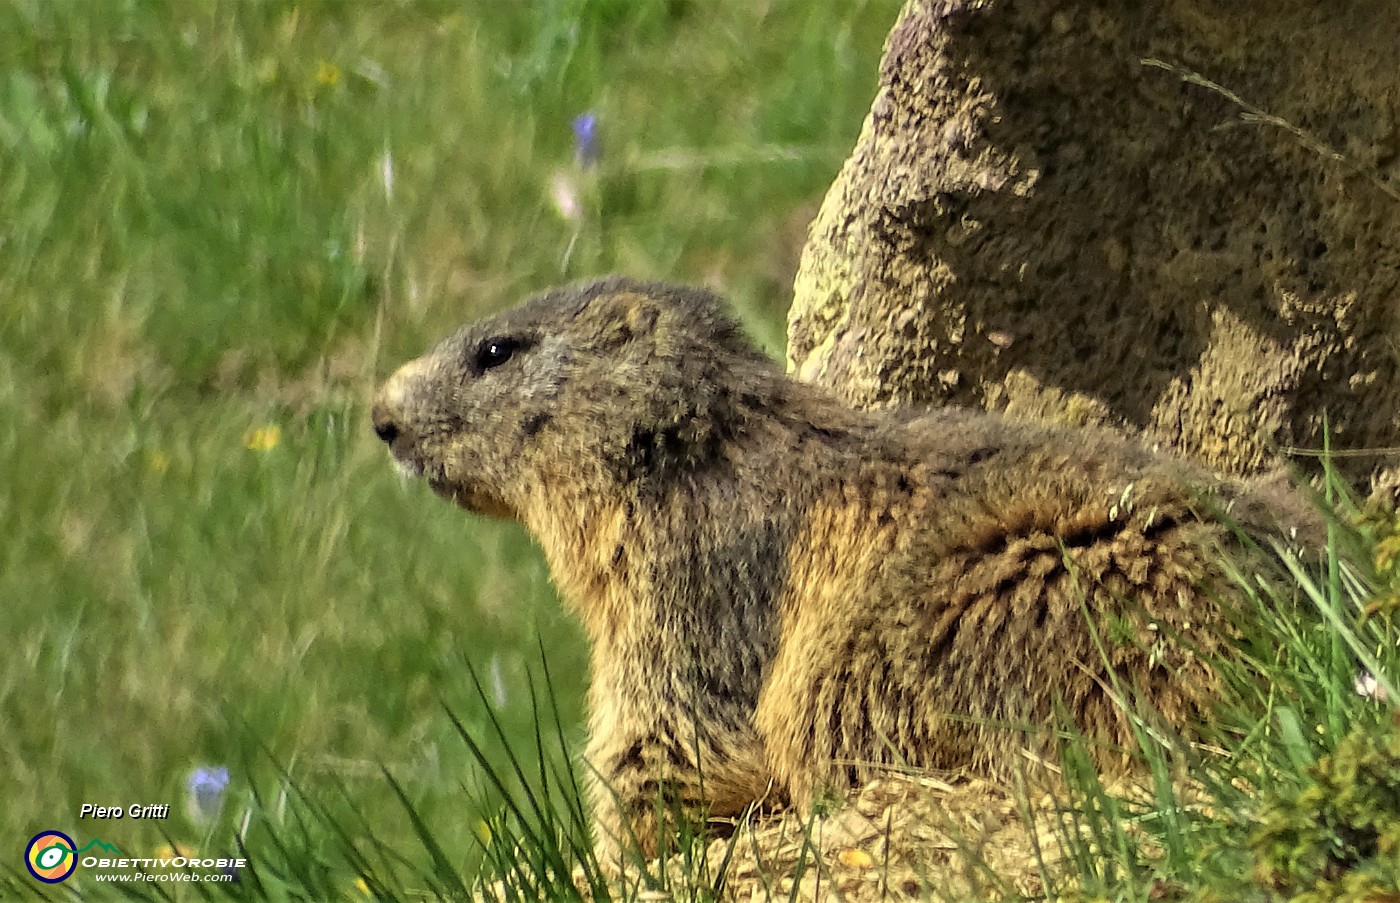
[586,291,661,345]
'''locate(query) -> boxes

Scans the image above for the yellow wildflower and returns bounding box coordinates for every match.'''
[245,425,281,452]
[147,449,170,474]
[837,847,874,869]
[315,60,341,87]
[353,877,371,896]
[151,843,197,862]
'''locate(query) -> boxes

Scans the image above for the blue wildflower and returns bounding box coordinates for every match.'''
[186,765,230,824]
[572,112,599,169]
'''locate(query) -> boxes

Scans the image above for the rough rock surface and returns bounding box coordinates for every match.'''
[790,0,1400,488]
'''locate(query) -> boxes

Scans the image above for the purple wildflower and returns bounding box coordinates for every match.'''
[572,112,599,169]
[186,765,230,824]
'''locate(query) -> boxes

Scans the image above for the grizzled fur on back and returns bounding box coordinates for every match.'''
[371,276,1315,863]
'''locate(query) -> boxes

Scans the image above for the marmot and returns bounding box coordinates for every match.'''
[371,276,1313,862]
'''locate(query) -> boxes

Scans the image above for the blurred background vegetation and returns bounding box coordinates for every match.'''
[0,0,901,892]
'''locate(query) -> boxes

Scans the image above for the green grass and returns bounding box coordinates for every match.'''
[0,0,901,898]
[1032,486,1400,903]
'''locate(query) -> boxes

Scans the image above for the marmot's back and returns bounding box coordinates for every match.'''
[760,405,1264,802]
[371,276,1316,861]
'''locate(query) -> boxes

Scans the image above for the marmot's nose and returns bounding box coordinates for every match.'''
[374,357,434,446]
[370,404,400,445]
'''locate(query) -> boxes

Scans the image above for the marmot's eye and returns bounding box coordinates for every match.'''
[475,336,517,372]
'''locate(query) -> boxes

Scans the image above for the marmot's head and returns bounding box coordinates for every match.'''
[371,276,772,521]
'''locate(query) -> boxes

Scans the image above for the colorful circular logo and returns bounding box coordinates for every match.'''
[25,831,78,883]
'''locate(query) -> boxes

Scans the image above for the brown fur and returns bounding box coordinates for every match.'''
[371,276,1314,863]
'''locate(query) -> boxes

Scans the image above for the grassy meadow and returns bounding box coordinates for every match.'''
[0,0,900,897]
[4,2,1400,902]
